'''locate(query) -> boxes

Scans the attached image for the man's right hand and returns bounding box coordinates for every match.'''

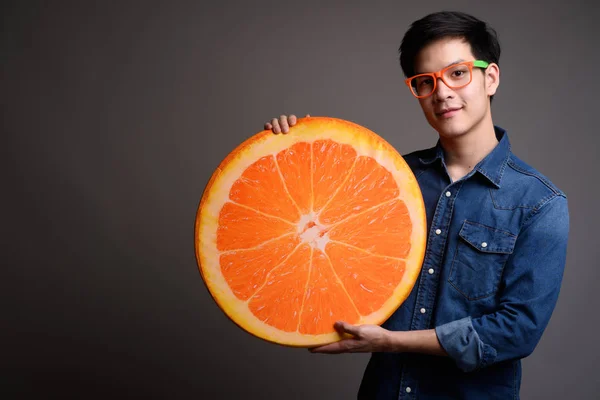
[264,114,310,134]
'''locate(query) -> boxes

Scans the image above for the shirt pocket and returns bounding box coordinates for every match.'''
[448,220,517,300]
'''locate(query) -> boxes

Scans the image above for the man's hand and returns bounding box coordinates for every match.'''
[308,321,391,354]
[265,114,310,134]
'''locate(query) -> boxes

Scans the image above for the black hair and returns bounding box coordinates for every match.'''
[399,11,501,100]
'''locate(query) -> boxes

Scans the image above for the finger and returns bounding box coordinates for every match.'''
[288,114,297,126]
[309,339,358,354]
[271,118,281,134]
[305,114,310,117]
[264,122,272,130]
[279,115,290,134]
[334,321,361,337]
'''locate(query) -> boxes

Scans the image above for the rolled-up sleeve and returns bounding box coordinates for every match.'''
[436,195,570,372]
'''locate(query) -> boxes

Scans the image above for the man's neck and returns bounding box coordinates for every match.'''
[439,119,499,182]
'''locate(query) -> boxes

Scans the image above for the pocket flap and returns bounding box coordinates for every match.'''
[458,221,517,254]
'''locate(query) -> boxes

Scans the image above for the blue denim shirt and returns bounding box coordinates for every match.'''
[358,126,569,399]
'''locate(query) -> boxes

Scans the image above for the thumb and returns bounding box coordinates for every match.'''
[334,321,361,337]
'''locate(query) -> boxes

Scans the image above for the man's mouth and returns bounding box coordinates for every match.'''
[436,107,462,118]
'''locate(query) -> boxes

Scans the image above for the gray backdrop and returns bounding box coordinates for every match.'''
[3,0,599,398]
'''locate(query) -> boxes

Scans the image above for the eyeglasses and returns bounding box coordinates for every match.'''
[405,60,490,99]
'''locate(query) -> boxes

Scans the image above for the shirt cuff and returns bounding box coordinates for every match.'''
[435,317,497,372]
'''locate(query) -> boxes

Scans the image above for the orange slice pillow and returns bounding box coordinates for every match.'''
[195,117,426,347]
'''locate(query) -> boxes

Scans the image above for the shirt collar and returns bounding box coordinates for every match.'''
[417,126,511,188]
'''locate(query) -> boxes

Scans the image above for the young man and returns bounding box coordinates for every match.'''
[265,11,569,399]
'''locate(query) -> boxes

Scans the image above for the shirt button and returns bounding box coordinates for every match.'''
[428,268,434,274]
[435,228,442,235]
[406,387,412,393]
[420,308,426,314]
[445,191,451,197]
[481,242,488,248]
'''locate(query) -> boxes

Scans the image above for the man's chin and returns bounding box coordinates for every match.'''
[435,125,468,139]
[429,117,465,137]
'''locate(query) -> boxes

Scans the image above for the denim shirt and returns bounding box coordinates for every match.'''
[358,126,569,400]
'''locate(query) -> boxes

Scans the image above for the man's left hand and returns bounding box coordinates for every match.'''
[308,321,391,354]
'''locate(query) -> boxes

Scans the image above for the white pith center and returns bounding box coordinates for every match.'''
[297,213,330,251]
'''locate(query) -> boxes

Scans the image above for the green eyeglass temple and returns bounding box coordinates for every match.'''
[473,60,490,68]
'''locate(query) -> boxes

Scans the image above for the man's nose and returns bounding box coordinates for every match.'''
[433,78,454,100]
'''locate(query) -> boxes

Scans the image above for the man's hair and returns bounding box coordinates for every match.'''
[399,11,501,100]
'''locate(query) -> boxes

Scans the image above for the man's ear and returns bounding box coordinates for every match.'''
[486,63,500,96]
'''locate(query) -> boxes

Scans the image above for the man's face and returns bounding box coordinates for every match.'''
[412,37,498,139]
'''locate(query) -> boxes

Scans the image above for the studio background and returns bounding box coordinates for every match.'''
[3,0,599,398]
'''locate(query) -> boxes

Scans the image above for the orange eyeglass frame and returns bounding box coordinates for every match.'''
[405,60,490,99]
